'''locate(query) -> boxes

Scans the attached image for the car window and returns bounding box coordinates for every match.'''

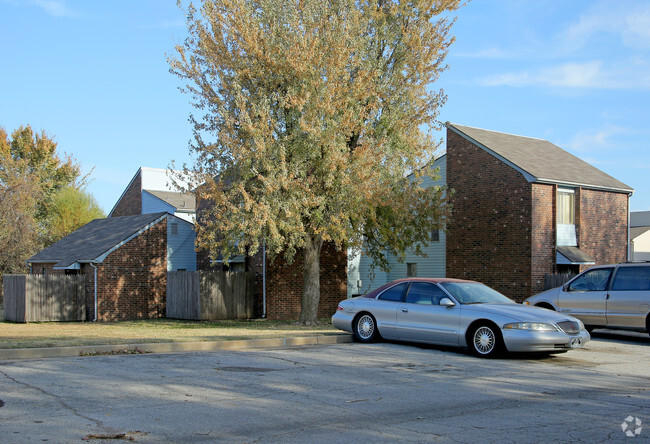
[439,282,513,304]
[377,283,407,302]
[568,268,612,292]
[405,282,447,305]
[611,266,650,291]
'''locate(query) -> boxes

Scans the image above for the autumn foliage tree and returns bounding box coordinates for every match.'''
[0,126,103,277]
[170,0,462,324]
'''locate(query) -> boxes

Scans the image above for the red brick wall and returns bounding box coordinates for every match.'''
[110,172,142,217]
[95,219,167,321]
[446,128,533,301]
[531,183,556,294]
[578,189,629,267]
[264,242,347,320]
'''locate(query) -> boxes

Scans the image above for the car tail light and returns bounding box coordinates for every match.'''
[337,304,344,311]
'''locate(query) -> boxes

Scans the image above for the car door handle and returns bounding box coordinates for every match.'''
[401,308,408,313]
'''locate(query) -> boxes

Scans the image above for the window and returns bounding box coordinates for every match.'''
[431,229,440,242]
[557,188,575,225]
[567,268,612,292]
[407,263,417,277]
[611,267,650,291]
[378,283,407,301]
[171,223,179,235]
[405,282,448,305]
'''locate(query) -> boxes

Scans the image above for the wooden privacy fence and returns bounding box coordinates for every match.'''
[167,271,255,320]
[543,273,576,291]
[3,274,86,322]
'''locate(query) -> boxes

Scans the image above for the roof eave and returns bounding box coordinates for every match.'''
[534,178,634,194]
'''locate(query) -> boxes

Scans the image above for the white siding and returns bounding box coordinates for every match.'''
[140,167,190,192]
[167,215,197,271]
[631,230,650,261]
[346,156,447,298]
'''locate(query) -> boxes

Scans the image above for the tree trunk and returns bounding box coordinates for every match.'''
[298,235,323,325]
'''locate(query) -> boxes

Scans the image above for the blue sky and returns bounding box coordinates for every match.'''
[1,0,649,213]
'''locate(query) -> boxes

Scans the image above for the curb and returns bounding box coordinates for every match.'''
[0,334,354,360]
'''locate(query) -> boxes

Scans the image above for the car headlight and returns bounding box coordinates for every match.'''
[503,322,558,332]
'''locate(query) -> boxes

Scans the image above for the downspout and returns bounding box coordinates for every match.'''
[89,262,98,322]
[262,238,267,318]
[627,193,631,262]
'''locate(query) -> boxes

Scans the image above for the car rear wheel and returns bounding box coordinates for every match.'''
[470,323,503,358]
[354,313,378,343]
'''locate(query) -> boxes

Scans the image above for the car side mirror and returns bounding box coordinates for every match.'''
[439,298,456,307]
[562,283,569,292]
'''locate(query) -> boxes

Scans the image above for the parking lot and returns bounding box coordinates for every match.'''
[0,330,648,443]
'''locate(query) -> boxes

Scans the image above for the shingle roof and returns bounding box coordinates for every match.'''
[28,212,168,268]
[144,190,196,212]
[448,124,633,193]
[631,226,650,240]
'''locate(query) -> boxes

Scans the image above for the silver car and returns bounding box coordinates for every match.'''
[332,278,590,357]
[524,263,650,336]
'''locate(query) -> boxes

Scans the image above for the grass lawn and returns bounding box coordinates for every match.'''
[0,318,339,349]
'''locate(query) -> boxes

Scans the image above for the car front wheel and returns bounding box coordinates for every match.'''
[354,313,378,343]
[470,324,503,358]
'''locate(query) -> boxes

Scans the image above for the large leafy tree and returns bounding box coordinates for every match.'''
[170,0,461,324]
[0,125,101,276]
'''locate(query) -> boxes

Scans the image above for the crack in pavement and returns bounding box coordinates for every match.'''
[0,368,104,428]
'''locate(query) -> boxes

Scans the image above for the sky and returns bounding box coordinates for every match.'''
[1,0,649,213]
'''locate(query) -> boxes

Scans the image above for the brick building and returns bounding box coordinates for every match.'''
[446,124,633,300]
[348,124,633,302]
[27,212,196,321]
[110,167,196,223]
[195,191,347,320]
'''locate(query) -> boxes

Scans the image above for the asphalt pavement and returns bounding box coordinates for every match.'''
[0,330,648,443]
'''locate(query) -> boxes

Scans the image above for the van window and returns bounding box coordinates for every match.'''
[611,267,650,291]
[568,268,612,292]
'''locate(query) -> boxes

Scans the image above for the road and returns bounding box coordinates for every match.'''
[0,331,648,443]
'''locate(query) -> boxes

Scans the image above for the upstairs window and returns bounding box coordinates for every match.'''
[557,188,575,225]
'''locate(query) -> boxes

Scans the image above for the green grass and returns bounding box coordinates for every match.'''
[0,318,339,349]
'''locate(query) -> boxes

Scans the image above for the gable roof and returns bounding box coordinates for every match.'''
[144,190,196,212]
[447,123,633,193]
[28,212,169,269]
[631,226,650,241]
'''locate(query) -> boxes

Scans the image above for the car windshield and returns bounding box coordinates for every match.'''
[439,282,514,305]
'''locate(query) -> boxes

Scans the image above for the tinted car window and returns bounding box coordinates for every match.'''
[611,267,650,291]
[568,268,612,292]
[405,282,447,305]
[377,283,407,301]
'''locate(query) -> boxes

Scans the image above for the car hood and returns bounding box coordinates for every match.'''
[463,303,575,324]
[524,287,561,303]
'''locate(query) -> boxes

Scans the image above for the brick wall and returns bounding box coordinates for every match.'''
[264,242,347,320]
[110,172,142,217]
[531,183,556,294]
[446,128,533,301]
[95,219,167,321]
[578,188,629,267]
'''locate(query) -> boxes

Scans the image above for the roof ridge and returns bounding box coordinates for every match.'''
[448,123,549,142]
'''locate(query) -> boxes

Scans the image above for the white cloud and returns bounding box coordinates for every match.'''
[454,46,516,60]
[30,0,78,18]
[480,60,650,90]
[565,125,628,153]
[561,0,650,51]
